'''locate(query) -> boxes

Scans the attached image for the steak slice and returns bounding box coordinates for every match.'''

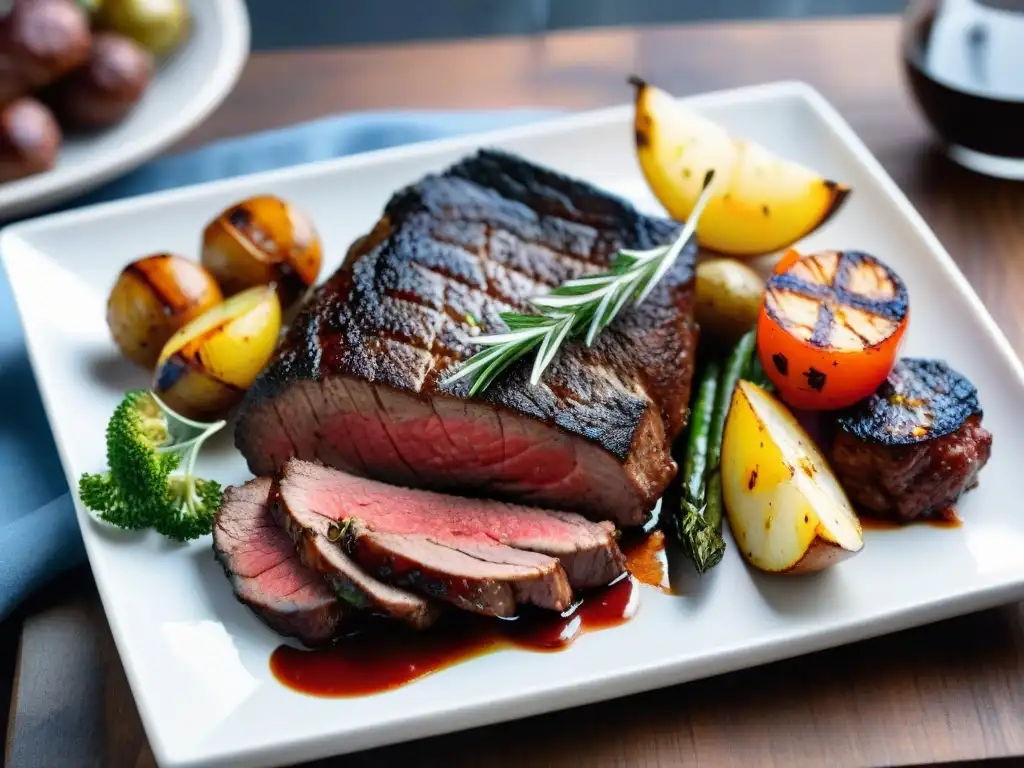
[212,477,346,646]
[235,149,698,527]
[270,492,442,629]
[276,458,608,616]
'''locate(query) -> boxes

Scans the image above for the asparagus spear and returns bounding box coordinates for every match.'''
[705,330,757,536]
[676,358,724,573]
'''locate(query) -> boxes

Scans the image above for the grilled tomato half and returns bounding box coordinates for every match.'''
[756,249,909,411]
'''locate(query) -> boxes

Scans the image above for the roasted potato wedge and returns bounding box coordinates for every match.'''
[106,253,223,369]
[721,380,863,574]
[632,78,850,257]
[153,284,282,422]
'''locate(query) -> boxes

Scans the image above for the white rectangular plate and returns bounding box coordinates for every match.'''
[4,81,1024,768]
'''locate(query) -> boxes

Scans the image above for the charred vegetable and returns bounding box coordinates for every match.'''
[77,389,224,541]
[830,358,993,522]
[757,249,909,411]
[722,381,863,574]
[675,358,725,573]
[107,253,223,369]
[153,284,282,422]
[201,195,323,309]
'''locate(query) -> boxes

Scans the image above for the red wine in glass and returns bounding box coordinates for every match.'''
[903,0,1024,178]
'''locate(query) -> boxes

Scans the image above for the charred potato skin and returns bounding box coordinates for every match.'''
[0,0,93,107]
[694,257,765,345]
[47,31,154,131]
[201,196,323,309]
[106,253,224,369]
[834,357,981,446]
[0,96,61,182]
[152,285,283,422]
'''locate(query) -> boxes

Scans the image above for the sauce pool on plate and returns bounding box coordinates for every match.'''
[270,530,669,697]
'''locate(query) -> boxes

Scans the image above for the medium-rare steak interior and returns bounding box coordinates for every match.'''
[212,478,347,646]
[275,458,627,616]
[214,462,629,642]
[234,149,699,527]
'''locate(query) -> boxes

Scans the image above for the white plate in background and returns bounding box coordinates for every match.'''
[3,81,1023,768]
[0,0,249,220]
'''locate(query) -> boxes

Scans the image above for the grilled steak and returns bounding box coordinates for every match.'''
[830,358,993,522]
[234,149,698,527]
[270,493,442,629]
[275,458,629,615]
[212,477,346,645]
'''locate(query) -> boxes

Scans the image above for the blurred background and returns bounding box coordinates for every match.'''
[244,0,905,49]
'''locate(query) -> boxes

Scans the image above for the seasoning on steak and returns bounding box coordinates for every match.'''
[270,491,443,629]
[830,358,993,522]
[234,149,699,528]
[276,458,629,616]
[212,477,346,646]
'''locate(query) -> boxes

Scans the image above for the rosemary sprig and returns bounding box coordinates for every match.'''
[444,169,716,396]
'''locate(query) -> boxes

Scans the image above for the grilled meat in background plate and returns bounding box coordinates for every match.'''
[830,358,992,523]
[234,149,700,528]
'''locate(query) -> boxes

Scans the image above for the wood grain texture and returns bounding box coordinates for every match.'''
[10,14,1024,768]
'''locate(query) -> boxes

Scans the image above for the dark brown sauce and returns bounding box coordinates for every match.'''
[270,534,664,699]
[859,507,963,530]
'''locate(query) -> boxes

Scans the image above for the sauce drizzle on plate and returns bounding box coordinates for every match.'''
[270,530,669,697]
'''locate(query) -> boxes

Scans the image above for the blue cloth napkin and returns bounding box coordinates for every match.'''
[0,108,559,621]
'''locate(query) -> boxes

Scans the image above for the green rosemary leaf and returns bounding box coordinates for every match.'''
[442,169,717,395]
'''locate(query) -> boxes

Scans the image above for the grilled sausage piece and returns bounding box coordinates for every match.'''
[47,32,154,131]
[0,0,93,107]
[0,96,61,183]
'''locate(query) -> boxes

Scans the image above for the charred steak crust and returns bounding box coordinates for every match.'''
[212,478,347,646]
[235,150,698,526]
[830,358,993,522]
[835,357,981,444]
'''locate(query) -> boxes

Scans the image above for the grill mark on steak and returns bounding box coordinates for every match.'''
[236,149,696,526]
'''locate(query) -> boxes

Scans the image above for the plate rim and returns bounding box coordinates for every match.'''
[0,0,251,220]
[5,78,1024,768]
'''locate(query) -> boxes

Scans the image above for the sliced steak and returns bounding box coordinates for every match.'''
[212,477,346,646]
[276,458,624,616]
[830,358,993,522]
[235,149,698,527]
[270,493,442,629]
[278,458,626,589]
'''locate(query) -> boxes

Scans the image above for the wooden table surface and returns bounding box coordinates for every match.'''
[8,14,1024,768]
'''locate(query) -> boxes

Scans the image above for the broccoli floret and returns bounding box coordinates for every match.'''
[78,389,226,542]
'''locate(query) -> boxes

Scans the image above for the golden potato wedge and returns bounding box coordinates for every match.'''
[721,380,863,574]
[153,285,282,422]
[632,78,850,257]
